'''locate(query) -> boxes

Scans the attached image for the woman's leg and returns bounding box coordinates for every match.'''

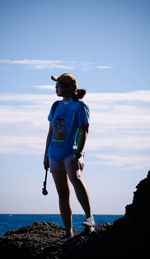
[65,158,92,219]
[52,169,73,236]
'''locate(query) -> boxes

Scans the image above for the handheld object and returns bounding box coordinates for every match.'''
[42,168,48,195]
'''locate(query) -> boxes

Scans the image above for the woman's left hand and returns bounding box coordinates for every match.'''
[71,156,84,171]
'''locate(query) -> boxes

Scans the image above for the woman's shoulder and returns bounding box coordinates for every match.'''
[75,100,90,110]
[51,100,62,108]
[51,100,62,113]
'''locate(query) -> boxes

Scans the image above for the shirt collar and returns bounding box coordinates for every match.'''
[63,97,73,105]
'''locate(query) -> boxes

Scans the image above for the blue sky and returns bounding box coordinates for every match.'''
[0,0,150,214]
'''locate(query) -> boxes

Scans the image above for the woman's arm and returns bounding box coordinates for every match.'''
[75,127,88,158]
[43,122,52,169]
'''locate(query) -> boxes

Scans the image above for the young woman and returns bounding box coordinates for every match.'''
[43,73,95,238]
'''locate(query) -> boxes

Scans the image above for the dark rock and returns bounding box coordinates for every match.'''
[0,221,73,258]
[1,171,150,258]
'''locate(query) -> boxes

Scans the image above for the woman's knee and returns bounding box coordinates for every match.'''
[69,170,82,186]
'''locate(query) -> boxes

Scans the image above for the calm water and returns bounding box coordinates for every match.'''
[0,214,123,236]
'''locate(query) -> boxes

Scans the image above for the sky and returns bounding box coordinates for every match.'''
[0,0,150,215]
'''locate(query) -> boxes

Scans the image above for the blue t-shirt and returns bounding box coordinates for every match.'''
[47,97,90,160]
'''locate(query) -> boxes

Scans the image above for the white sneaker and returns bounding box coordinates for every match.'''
[82,216,95,227]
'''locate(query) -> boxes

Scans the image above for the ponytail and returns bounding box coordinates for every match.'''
[72,89,86,102]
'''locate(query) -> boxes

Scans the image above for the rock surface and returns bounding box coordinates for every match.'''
[1,171,150,258]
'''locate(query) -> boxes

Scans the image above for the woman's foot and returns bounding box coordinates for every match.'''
[82,216,95,227]
[61,232,74,240]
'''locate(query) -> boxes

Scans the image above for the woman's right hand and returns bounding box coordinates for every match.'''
[43,155,49,170]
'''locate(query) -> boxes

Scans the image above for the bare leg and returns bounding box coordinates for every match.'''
[73,174,92,218]
[65,159,92,219]
[52,169,73,236]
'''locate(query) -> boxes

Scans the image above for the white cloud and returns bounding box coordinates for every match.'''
[85,90,150,103]
[87,154,150,170]
[33,85,56,91]
[0,92,56,103]
[0,59,111,71]
[96,65,111,69]
[0,90,150,171]
[0,135,44,155]
[86,136,150,151]
[0,59,74,70]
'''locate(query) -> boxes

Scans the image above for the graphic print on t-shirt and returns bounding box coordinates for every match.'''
[53,118,65,142]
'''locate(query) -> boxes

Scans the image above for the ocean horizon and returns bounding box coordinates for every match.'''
[0,214,123,236]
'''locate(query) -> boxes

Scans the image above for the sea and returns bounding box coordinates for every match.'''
[0,214,123,237]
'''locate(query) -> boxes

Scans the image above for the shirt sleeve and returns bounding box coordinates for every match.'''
[48,102,55,122]
[77,102,90,128]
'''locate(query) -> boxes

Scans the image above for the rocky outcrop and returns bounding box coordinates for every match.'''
[1,171,150,258]
[0,221,68,258]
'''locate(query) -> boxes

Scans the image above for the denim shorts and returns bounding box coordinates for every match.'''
[49,154,84,173]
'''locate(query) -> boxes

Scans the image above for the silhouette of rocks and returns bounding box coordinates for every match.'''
[0,171,150,258]
[0,222,68,258]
